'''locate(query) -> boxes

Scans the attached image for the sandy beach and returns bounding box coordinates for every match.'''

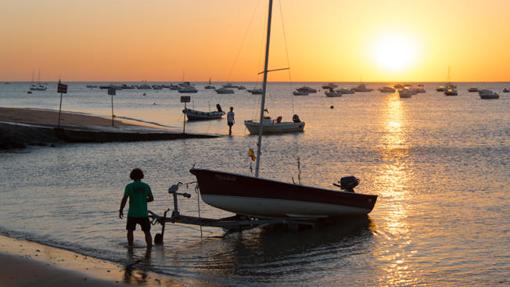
[0,235,187,287]
[0,107,217,149]
[0,107,138,127]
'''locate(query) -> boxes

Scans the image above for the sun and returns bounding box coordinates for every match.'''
[371,34,418,72]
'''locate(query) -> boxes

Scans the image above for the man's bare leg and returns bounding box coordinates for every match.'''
[127,230,134,246]
[144,231,153,248]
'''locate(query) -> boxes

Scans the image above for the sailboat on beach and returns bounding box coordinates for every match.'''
[190,0,377,219]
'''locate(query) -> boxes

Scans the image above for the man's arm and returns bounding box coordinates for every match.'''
[119,195,128,219]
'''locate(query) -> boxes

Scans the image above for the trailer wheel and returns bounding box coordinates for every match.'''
[154,233,163,245]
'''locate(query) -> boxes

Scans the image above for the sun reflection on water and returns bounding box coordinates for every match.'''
[374,94,420,286]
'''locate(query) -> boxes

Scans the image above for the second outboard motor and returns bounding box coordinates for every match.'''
[340,176,359,192]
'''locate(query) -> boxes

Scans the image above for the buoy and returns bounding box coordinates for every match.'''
[330,105,334,109]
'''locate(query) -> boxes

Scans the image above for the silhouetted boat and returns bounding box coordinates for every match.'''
[183,108,225,121]
[399,88,414,98]
[215,87,235,94]
[379,86,396,93]
[351,84,373,92]
[325,90,342,97]
[479,89,499,99]
[247,88,263,94]
[204,78,216,89]
[322,83,338,89]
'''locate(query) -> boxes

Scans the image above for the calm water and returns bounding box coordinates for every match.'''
[0,82,509,286]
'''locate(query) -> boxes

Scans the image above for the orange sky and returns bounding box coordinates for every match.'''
[1,0,509,82]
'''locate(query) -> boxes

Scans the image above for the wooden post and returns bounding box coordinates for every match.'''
[58,92,63,127]
[111,93,114,127]
[108,88,116,127]
[183,102,186,134]
[180,96,190,134]
[57,80,68,128]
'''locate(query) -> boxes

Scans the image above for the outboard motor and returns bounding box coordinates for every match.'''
[340,176,359,192]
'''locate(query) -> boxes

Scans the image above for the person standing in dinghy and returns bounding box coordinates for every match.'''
[119,168,154,248]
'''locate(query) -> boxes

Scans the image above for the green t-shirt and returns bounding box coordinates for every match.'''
[124,180,153,218]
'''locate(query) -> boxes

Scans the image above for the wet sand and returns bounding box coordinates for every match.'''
[0,107,218,149]
[0,235,188,287]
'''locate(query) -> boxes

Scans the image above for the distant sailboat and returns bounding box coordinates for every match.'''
[204,78,216,89]
[30,70,47,91]
[444,67,458,96]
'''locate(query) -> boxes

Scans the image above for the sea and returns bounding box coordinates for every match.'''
[0,82,509,286]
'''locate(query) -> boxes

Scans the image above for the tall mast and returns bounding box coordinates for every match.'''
[255,0,274,178]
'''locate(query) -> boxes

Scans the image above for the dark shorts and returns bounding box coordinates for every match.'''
[126,217,151,232]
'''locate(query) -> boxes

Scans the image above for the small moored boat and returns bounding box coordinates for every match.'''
[325,89,342,97]
[479,89,499,99]
[183,105,225,121]
[244,116,305,135]
[215,87,235,94]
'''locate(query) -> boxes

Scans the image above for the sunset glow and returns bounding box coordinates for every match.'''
[371,34,419,73]
[1,0,510,82]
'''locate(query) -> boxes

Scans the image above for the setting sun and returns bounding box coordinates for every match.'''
[371,34,419,73]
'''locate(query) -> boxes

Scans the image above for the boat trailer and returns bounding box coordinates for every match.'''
[148,183,313,245]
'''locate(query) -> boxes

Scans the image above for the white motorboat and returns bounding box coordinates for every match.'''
[178,86,198,93]
[479,89,499,99]
[244,117,305,135]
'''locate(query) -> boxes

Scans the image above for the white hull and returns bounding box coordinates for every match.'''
[202,194,370,218]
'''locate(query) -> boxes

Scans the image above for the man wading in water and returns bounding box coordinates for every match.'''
[119,168,154,248]
[227,106,235,136]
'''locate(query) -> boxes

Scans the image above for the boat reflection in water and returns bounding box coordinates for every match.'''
[150,216,376,285]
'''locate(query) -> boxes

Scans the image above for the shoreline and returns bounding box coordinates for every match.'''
[0,234,195,287]
[0,107,219,150]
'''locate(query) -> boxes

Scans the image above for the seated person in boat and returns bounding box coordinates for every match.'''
[276,116,283,123]
[119,168,154,248]
[292,114,301,123]
[216,104,223,113]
